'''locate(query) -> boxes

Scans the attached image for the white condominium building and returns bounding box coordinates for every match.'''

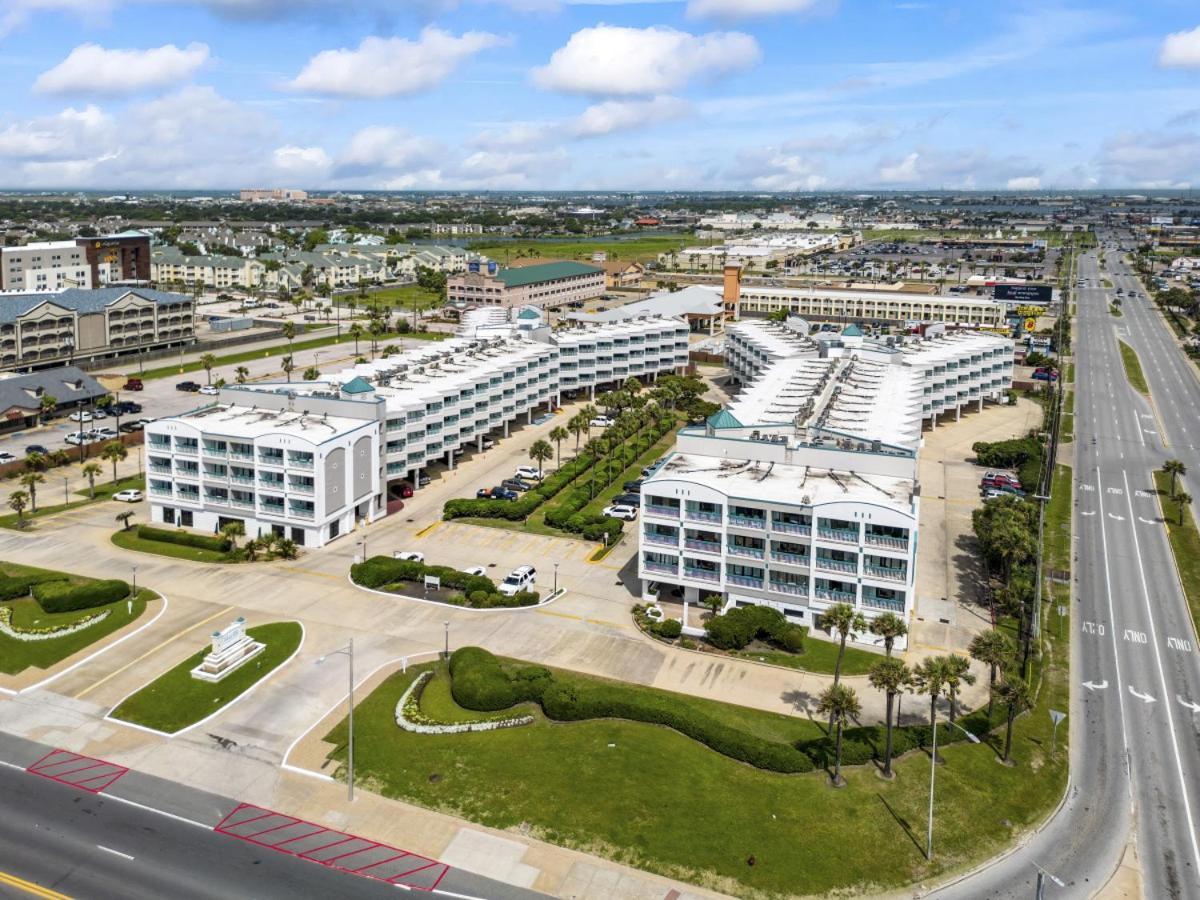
[638,320,1014,648]
[146,314,690,548]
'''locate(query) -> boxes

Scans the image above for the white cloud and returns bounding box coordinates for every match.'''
[0,105,115,161]
[287,27,503,98]
[1097,130,1200,188]
[467,122,553,150]
[34,42,209,95]
[336,126,443,175]
[533,25,760,96]
[1006,175,1041,191]
[686,0,826,21]
[727,146,829,190]
[456,147,569,187]
[878,151,920,183]
[571,96,691,137]
[273,144,332,174]
[1160,25,1200,69]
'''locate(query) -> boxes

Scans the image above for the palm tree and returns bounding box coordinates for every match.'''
[1177,491,1193,527]
[622,376,642,396]
[528,439,553,479]
[24,451,47,473]
[348,323,364,355]
[942,654,976,724]
[19,471,44,513]
[580,403,599,439]
[281,320,296,352]
[994,677,1032,765]
[303,366,320,381]
[913,656,950,761]
[221,521,245,550]
[869,612,908,657]
[568,413,587,452]
[38,394,57,425]
[868,658,911,779]
[969,629,1014,720]
[82,462,102,499]
[235,365,250,384]
[101,441,127,483]
[823,602,867,688]
[8,490,28,526]
[281,355,295,383]
[1164,459,1187,498]
[200,352,218,386]
[549,426,568,468]
[816,684,861,787]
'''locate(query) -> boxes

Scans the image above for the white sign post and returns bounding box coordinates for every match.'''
[1049,708,1066,752]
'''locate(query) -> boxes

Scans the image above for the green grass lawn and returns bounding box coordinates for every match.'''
[324,648,1068,898]
[1109,303,1123,317]
[1118,340,1149,395]
[137,329,442,381]
[730,637,881,677]
[1066,362,1075,385]
[111,528,233,563]
[336,285,443,313]
[0,561,153,676]
[0,475,146,530]
[469,235,715,267]
[1061,390,1075,443]
[1154,470,1200,632]
[110,621,302,733]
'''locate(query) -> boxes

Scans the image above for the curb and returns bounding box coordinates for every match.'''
[347,572,566,613]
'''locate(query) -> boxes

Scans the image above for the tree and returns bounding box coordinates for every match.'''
[101,441,127,482]
[281,320,296,352]
[281,355,295,383]
[39,394,57,425]
[528,439,553,479]
[823,602,867,687]
[580,403,598,439]
[200,352,218,385]
[221,521,245,550]
[548,426,568,468]
[235,365,250,384]
[19,471,44,513]
[1178,491,1193,527]
[82,462,102,499]
[348,322,364,355]
[1164,459,1186,499]
[303,366,320,381]
[702,593,724,617]
[277,538,298,560]
[23,451,46,473]
[913,656,950,761]
[816,684,861,787]
[869,612,908,658]
[568,413,587,451]
[115,509,135,530]
[969,629,1014,720]
[8,490,28,527]
[942,654,976,724]
[994,677,1032,764]
[868,658,911,778]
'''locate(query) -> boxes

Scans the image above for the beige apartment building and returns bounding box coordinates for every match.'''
[447,261,605,309]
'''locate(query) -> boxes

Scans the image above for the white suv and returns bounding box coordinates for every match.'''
[498,565,536,596]
[514,465,542,480]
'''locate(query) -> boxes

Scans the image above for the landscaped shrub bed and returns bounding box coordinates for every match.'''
[351,556,539,608]
[136,524,231,553]
[446,647,991,774]
[704,604,805,653]
[972,435,1044,493]
[32,579,130,613]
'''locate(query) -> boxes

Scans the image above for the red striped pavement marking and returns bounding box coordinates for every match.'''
[26,749,128,794]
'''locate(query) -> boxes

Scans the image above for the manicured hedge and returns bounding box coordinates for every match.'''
[0,574,51,601]
[351,556,542,608]
[32,578,130,613]
[137,525,231,553]
[449,647,551,710]
[705,605,805,653]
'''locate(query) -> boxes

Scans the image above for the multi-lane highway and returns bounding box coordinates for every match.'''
[936,239,1200,899]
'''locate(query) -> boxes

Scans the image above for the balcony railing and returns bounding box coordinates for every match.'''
[815,587,857,603]
[863,595,905,613]
[258,454,285,467]
[816,558,857,574]
[683,567,720,582]
[643,532,678,547]
[288,457,315,470]
[818,527,859,544]
[642,559,678,575]
[769,580,807,596]
[645,504,680,518]
[202,447,227,458]
[771,550,809,566]
[229,451,254,461]
[149,486,172,497]
[727,574,764,588]
[148,464,171,475]
[289,482,315,495]
[230,475,255,484]
[230,497,255,509]
[771,521,811,536]
[288,507,316,520]
[728,515,766,530]
[865,533,909,550]
[727,544,765,560]
[174,445,198,457]
[685,509,722,524]
[864,565,907,582]
[684,538,721,554]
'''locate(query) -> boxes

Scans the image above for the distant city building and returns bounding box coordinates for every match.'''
[431,223,484,236]
[240,189,309,202]
[447,261,605,310]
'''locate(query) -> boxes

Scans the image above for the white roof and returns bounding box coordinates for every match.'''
[567,285,721,323]
[164,403,370,443]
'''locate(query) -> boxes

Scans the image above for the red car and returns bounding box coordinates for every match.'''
[397,482,414,499]
[981,472,1021,490]
[123,378,144,391]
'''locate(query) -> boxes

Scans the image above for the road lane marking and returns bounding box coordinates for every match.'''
[1128,686,1157,704]
[1094,469,1133,787]
[0,869,70,900]
[1121,469,1200,871]
[74,605,235,700]
[97,845,134,860]
[1177,696,1200,714]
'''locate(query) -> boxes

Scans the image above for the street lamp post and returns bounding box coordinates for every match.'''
[63,476,69,505]
[443,621,450,660]
[927,714,980,860]
[1032,861,1065,898]
[131,564,138,598]
[553,562,559,594]
[317,639,355,802]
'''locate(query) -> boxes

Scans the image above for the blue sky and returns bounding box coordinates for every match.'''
[0,0,1198,190]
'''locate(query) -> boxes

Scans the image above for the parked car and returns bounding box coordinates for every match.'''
[602,504,638,521]
[623,479,644,493]
[393,551,424,562]
[995,483,1027,497]
[176,380,201,392]
[983,488,1007,500]
[25,445,48,456]
[118,422,143,433]
[641,459,667,478]
[416,473,430,487]
[498,565,536,596]
[590,416,614,428]
[614,492,641,508]
[0,452,16,464]
[514,465,542,481]
[116,402,143,415]
[94,427,119,439]
[122,378,144,391]
[69,410,93,423]
[480,437,495,450]
[501,478,532,493]
[112,489,143,503]
[199,385,220,395]
[397,482,414,499]
[981,471,1021,489]
[90,408,108,419]
[463,566,487,577]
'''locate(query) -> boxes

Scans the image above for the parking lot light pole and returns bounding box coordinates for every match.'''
[443,621,450,660]
[1032,861,1066,898]
[130,564,138,599]
[554,562,559,593]
[316,638,355,802]
[927,715,980,861]
[63,476,69,505]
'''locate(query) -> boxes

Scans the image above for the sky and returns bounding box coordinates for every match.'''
[0,0,1198,191]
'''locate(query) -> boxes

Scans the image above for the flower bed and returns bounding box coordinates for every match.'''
[0,605,110,641]
[394,670,534,735]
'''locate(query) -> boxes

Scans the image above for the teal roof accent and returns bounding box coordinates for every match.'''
[517,307,541,320]
[496,261,602,288]
[706,409,743,429]
[841,324,863,337]
[341,376,374,394]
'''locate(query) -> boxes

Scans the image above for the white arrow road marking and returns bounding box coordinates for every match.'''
[1129,686,1157,704]
[1177,696,1200,714]
[1081,511,1097,517]
[97,846,134,860]
[1083,680,1109,691]
[1139,517,1158,525]
[1108,513,1126,521]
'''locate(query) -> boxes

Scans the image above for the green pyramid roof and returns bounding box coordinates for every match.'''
[841,324,863,337]
[341,376,374,394]
[706,409,743,429]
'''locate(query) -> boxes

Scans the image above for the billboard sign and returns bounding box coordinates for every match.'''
[993,284,1053,304]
